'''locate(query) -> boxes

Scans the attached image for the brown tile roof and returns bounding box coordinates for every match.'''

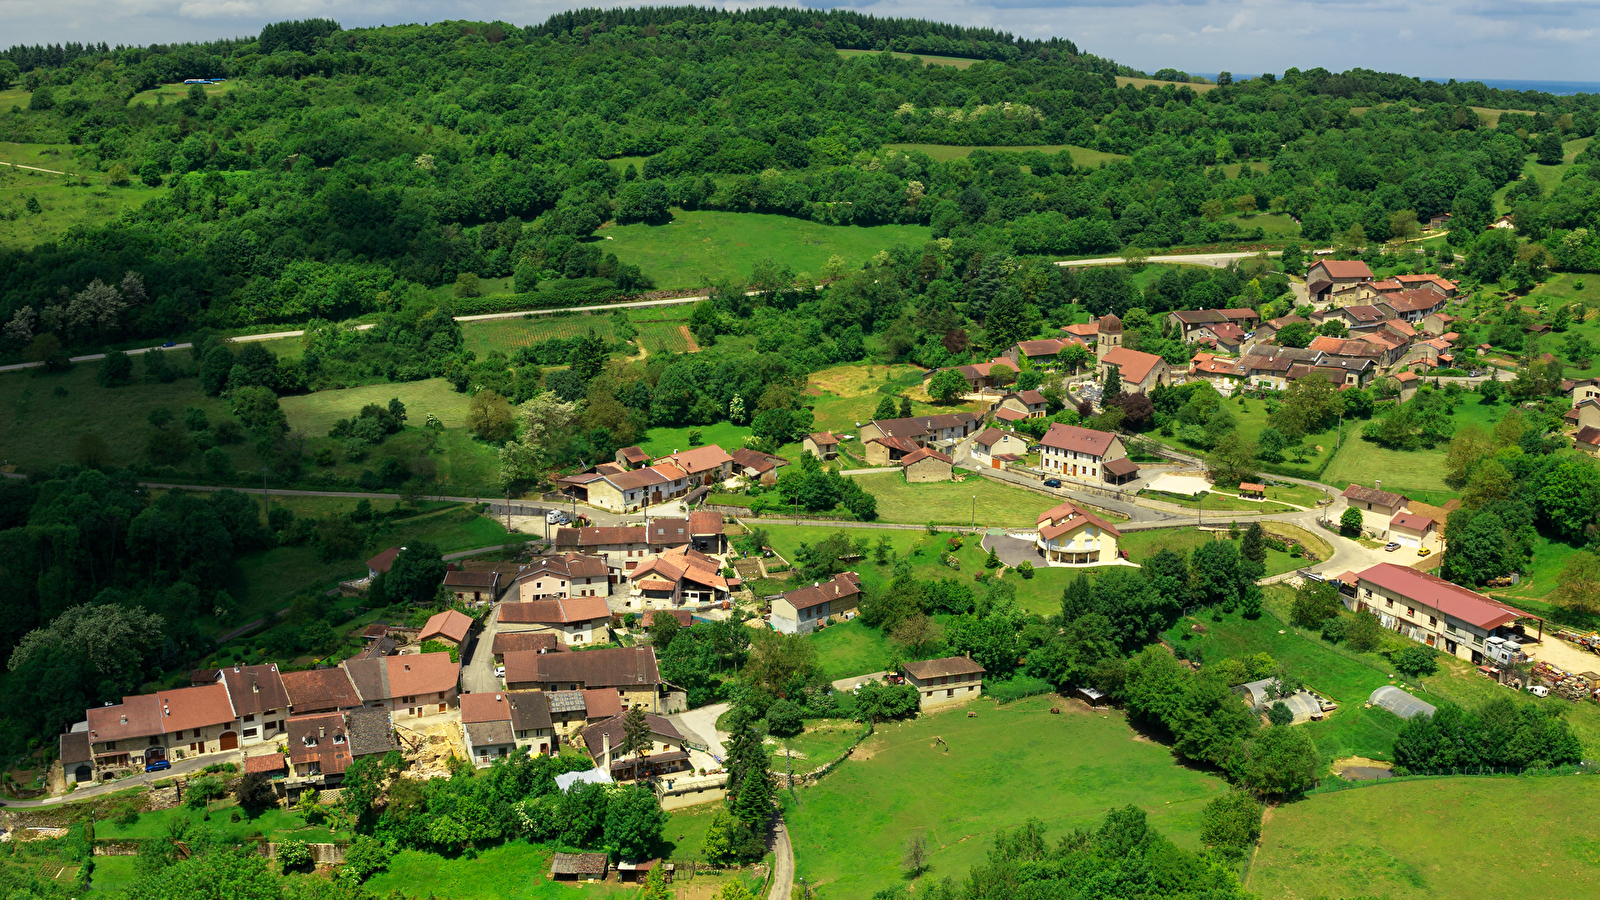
[1267,314,1307,329]
[646,518,692,546]
[1390,511,1435,532]
[606,467,673,491]
[582,689,623,720]
[1208,323,1247,342]
[555,526,646,548]
[281,667,362,713]
[245,753,287,774]
[1357,563,1532,630]
[505,646,661,689]
[500,596,612,625]
[1036,500,1122,540]
[808,431,840,446]
[288,712,352,776]
[901,447,952,467]
[581,711,683,759]
[1039,423,1117,457]
[1014,338,1069,357]
[1341,305,1388,323]
[342,658,389,703]
[994,407,1027,422]
[515,553,610,584]
[1103,457,1139,477]
[1342,483,1408,508]
[688,510,724,535]
[345,707,398,757]
[1308,336,1384,358]
[420,610,474,645]
[59,731,91,766]
[782,572,863,612]
[1008,389,1047,406]
[1384,289,1445,313]
[730,448,785,474]
[1100,346,1162,383]
[1219,308,1258,321]
[903,656,987,680]
[866,434,920,454]
[154,683,237,734]
[974,427,1006,447]
[653,444,733,475]
[1172,309,1227,325]
[872,413,979,439]
[551,853,610,877]
[219,664,289,718]
[492,631,565,656]
[366,547,401,574]
[88,694,164,743]
[1310,259,1374,280]
[382,652,460,699]
[618,446,650,464]
[444,570,500,589]
[1577,426,1600,448]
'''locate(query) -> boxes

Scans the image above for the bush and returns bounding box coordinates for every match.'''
[1266,701,1294,726]
[277,840,314,873]
[984,674,1053,703]
[1017,561,1035,579]
[765,699,804,737]
[1339,506,1364,536]
[1392,644,1439,678]
[185,775,225,808]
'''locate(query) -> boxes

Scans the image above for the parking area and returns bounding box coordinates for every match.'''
[983,533,1041,568]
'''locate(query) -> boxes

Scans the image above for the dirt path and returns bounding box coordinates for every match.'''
[0,160,69,176]
[681,324,701,352]
[768,815,794,900]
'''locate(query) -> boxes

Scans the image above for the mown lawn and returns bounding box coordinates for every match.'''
[1250,776,1600,900]
[848,472,1059,527]
[638,422,751,458]
[808,620,896,681]
[280,378,472,434]
[1147,395,1342,480]
[784,695,1230,900]
[95,800,350,843]
[1320,398,1508,499]
[600,210,930,291]
[88,854,140,893]
[367,843,633,900]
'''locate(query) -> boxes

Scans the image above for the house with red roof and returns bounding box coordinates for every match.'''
[995,389,1047,419]
[499,596,613,645]
[901,446,954,482]
[1097,346,1168,393]
[1387,511,1439,551]
[803,431,840,460]
[771,572,863,635]
[419,609,474,648]
[963,426,1029,469]
[1352,563,1540,662]
[1306,259,1374,303]
[1034,501,1122,566]
[1038,423,1126,483]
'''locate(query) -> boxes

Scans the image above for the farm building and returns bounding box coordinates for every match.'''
[1368,686,1436,720]
[550,853,609,881]
[1236,679,1327,724]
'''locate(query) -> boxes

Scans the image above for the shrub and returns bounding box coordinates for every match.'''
[984,674,1053,703]
[184,775,225,808]
[1392,644,1438,678]
[765,699,804,737]
[277,840,314,873]
[1266,701,1294,726]
[1017,561,1035,579]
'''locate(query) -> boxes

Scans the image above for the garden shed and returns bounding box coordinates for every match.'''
[550,852,609,881]
[1369,686,1436,720]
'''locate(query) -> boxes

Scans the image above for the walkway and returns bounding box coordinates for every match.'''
[767,815,794,900]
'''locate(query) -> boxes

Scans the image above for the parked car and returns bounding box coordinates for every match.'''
[1417,547,1432,557]
[145,759,171,773]
[495,665,505,680]
[1385,542,1401,552]
[1043,478,1062,488]
[1528,684,1550,698]
[160,341,177,348]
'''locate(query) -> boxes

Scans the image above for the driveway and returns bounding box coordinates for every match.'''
[461,605,502,695]
[9,750,241,807]
[669,702,729,768]
[831,671,886,691]
[768,816,795,900]
[982,533,1040,568]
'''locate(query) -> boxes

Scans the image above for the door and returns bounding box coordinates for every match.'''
[146,747,165,761]
[219,731,239,750]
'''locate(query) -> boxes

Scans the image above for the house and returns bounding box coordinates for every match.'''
[460,691,556,765]
[995,389,1048,420]
[1568,378,1600,407]
[419,609,474,648]
[902,657,986,711]
[901,447,954,482]
[1388,511,1438,550]
[1242,347,1321,390]
[624,546,730,610]
[1006,337,1073,368]
[491,630,565,662]
[1383,289,1448,322]
[1426,212,1452,231]
[59,730,93,786]
[1190,353,1248,396]
[1350,563,1539,663]
[1034,500,1122,566]
[688,510,726,554]
[559,446,732,513]
[1577,426,1600,456]
[1306,259,1374,303]
[615,446,651,469]
[443,570,501,606]
[551,853,611,882]
[498,596,612,645]
[1491,214,1515,230]
[544,690,592,737]
[645,518,694,551]
[582,711,691,782]
[1568,398,1600,431]
[85,682,239,776]
[1239,482,1265,500]
[1395,274,1457,298]
[653,445,735,487]
[730,448,787,485]
[955,357,1022,392]
[1318,304,1390,330]
[1419,312,1457,337]
[1341,483,1411,538]
[964,427,1029,469]
[771,572,863,635]
[514,553,611,603]
[1311,356,1375,388]
[553,526,649,573]
[218,664,290,748]
[1097,346,1167,393]
[343,652,461,720]
[285,707,396,794]
[1168,308,1229,341]
[366,547,401,580]
[1220,307,1261,330]
[502,646,670,713]
[1362,278,1404,299]
[1195,322,1248,354]
[1038,424,1126,482]
[803,432,841,460]
[280,667,363,715]
[864,434,920,466]
[859,414,981,458]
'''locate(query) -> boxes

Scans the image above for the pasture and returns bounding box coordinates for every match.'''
[128,80,240,106]
[0,142,163,248]
[600,210,930,291]
[279,378,471,433]
[1249,776,1600,900]
[836,48,980,68]
[784,694,1230,900]
[885,143,1127,167]
[804,362,969,435]
[847,471,1060,527]
[1116,75,1215,93]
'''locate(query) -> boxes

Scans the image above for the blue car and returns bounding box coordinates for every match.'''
[1043,479,1062,488]
[145,759,171,773]
[160,341,177,348]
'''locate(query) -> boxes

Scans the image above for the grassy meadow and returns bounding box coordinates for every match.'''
[1250,776,1600,900]
[836,48,981,68]
[804,362,976,436]
[279,378,472,433]
[0,142,164,248]
[128,80,240,106]
[846,471,1060,527]
[784,694,1230,900]
[600,210,930,290]
[1116,76,1215,93]
[808,619,896,681]
[884,143,1128,167]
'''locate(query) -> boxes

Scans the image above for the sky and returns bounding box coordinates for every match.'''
[4,0,1597,83]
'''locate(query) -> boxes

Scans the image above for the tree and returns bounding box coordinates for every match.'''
[338,836,396,885]
[467,390,515,442]
[1290,579,1342,628]
[1266,701,1294,727]
[604,783,668,860]
[234,771,277,814]
[1339,506,1364,537]
[374,542,445,606]
[1060,343,1093,375]
[639,865,673,900]
[1537,458,1600,543]
[620,705,652,760]
[1275,322,1313,348]
[97,350,134,387]
[1392,644,1438,678]
[498,392,580,490]
[1207,433,1258,486]
[1231,725,1319,796]
[1200,791,1262,857]
[1536,130,1565,166]
[1343,611,1384,653]
[1102,363,1121,397]
[928,369,967,404]
[1240,523,1267,569]
[874,395,898,420]
[903,833,929,878]
[1554,552,1600,614]
[898,395,913,417]
[765,698,803,737]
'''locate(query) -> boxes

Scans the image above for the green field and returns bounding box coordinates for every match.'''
[1318,396,1505,499]
[808,619,896,681]
[633,314,698,355]
[128,80,239,106]
[848,471,1060,527]
[805,363,968,436]
[771,718,871,766]
[638,422,752,458]
[600,210,930,291]
[1116,75,1216,93]
[279,378,473,434]
[368,843,631,900]
[94,799,351,843]
[785,694,1229,900]
[1250,776,1600,900]
[87,854,139,893]
[462,314,621,357]
[836,49,981,68]
[0,142,164,248]
[884,143,1127,167]
[1150,394,1343,480]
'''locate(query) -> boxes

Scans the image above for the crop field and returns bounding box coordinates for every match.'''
[600,210,931,291]
[885,143,1128,167]
[836,48,981,68]
[634,318,697,354]
[461,314,621,356]
[785,694,1230,900]
[1250,776,1600,900]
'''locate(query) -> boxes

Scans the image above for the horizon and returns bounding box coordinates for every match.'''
[3,2,1594,85]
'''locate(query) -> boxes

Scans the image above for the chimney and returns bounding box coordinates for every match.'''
[1375,480,1381,490]
[319,726,326,738]
[602,731,611,770]
[496,694,503,701]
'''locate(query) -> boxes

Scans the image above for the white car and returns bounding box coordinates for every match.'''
[545,510,564,524]
[1528,684,1550,698]
[495,665,506,679]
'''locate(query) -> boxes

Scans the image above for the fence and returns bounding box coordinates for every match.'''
[775,724,875,790]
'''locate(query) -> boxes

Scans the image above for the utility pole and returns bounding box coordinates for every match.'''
[261,466,270,521]
[971,494,976,529]
[504,488,511,532]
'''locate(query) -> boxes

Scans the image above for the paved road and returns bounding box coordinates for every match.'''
[668,702,730,770]
[461,604,502,695]
[767,815,795,900]
[7,750,240,807]
[1056,250,1282,270]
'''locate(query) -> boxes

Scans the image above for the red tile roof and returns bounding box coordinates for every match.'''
[1036,500,1122,540]
[155,683,238,734]
[653,444,733,475]
[903,656,987,680]
[782,572,864,612]
[245,753,287,774]
[1577,426,1600,449]
[900,447,952,467]
[1100,346,1162,383]
[366,547,401,574]
[582,689,623,720]
[383,653,460,699]
[1039,424,1118,457]
[808,431,840,446]
[1390,511,1435,532]
[500,596,612,625]
[1357,563,1533,630]
[420,610,473,645]
[1310,259,1374,280]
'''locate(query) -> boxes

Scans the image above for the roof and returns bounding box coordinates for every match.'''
[871,413,979,439]
[366,547,401,574]
[504,646,662,689]
[1369,686,1437,720]
[866,434,920,453]
[500,596,612,625]
[1357,563,1534,630]
[629,547,729,592]
[287,712,351,775]
[1036,499,1122,540]
[1342,483,1408,508]
[219,664,290,718]
[341,658,389,703]
[1267,314,1307,329]
[459,691,553,731]
[1014,338,1069,357]
[1103,457,1139,477]
[1239,482,1266,492]
[1384,289,1445,314]
[582,688,623,720]
[974,427,1006,447]
[1310,259,1374,280]
[444,570,500,589]
[551,853,610,876]
[1098,314,1123,333]
[617,446,650,464]
[1172,309,1227,325]
[901,447,953,467]
[994,407,1027,422]
[89,695,164,743]
[420,610,474,645]
[1192,354,1247,377]
[1062,321,1099,337]
[730,448,784,475]
[1390,511,1435,532]
[492,631,565,656]
[154,683,238,734]
[555,526,646,548]
[1394,371,1419,383]
[345,707,397,756]
[515,553,610,584]
[581,711,684,759]
[383,652,460,699]
[653,444,733,475]
[59,731,92,766]
[1039,423,1118,457]
[1219,307,1258,321]
[546,690,587,715]
[280,667,362,712]
[781,572,864,612]
[1309,336,1383,358]
[1341,305,1388,323]
[1578,426,1600,449]
[1007,389,1047,406]
[1207,323,1247,341]
[465,720,516,749]
[605,467,673,491]
[1396,273,1457,291]
[808,431,840,446]
[903,656,987,680]
[1100,346,1162,383]
[245,753,287,775]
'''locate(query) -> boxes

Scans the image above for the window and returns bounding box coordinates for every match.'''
[1429,616,1438,627]
[1385,598,1393,608]
[1407,607,1415,617]
[244,713,255,723]
[243,728,257,738]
